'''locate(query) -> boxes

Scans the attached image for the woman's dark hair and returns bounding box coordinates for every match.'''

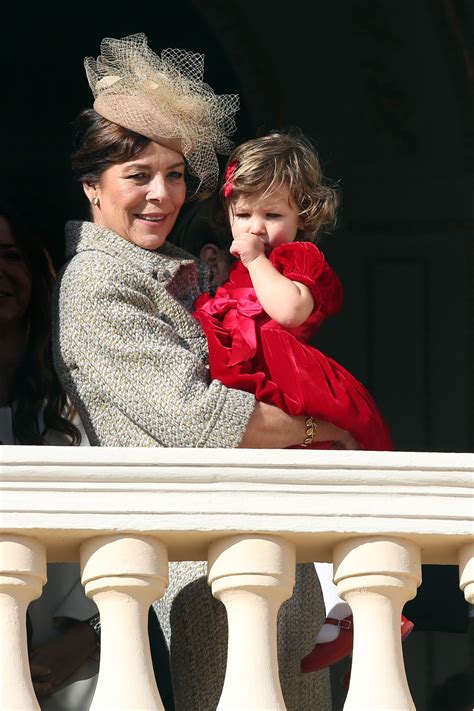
[0,207,81,444]
[170,192,232,255]
[71,109,151,184]
[71,108,201,198]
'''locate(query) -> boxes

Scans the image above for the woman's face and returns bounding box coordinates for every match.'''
[0,216,32,327]
[87,141,187,251]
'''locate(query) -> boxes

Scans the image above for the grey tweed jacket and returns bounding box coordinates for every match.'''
[53,220,329,709]
[53,221,256,447]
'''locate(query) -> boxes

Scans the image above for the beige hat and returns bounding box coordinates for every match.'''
[84,33,240,194]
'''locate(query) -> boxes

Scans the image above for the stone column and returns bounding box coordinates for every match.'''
[208,534,295,711]
[81,535,168,711]
[459,541,474,604]
[334,536,421,711]
[0,535,46,710]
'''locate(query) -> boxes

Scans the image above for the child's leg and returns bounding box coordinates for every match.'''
[314,562,351,643]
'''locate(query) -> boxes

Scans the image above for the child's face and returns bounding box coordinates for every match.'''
[229,187,301,249]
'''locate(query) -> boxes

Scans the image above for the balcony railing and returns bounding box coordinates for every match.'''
[1,447,472,710]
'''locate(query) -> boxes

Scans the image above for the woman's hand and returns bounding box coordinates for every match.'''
[313,420,360,450]
[239,402,360,449]
[30,621,97,697]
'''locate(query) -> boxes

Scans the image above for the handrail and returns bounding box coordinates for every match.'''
[1,447,472,710]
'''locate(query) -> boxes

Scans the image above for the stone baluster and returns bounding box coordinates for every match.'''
[459,541,474,604]
[333,536,421,711]
[0,535,46,710]
[80,535,168,711]
[208,534,295,711]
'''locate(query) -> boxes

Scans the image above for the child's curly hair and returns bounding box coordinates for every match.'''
[221,129,339,241]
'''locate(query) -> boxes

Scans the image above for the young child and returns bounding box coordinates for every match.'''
[193,130,413,672]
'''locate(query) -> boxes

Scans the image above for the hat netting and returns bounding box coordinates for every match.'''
[84,33,240,193]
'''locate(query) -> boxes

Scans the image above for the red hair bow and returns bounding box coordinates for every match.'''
[223,159,239,198]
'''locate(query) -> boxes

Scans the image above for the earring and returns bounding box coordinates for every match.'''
[91,196,99,206]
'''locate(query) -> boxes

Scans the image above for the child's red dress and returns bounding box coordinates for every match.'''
[193,242,392,450]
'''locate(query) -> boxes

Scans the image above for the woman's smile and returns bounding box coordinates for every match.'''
[134,212,168,223]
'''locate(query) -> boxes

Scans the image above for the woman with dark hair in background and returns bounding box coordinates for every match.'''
[0,206,81,446]
[0,205,100,709]
[168,192,234,287]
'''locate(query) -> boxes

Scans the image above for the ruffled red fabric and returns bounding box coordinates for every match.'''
[194,242,392,450]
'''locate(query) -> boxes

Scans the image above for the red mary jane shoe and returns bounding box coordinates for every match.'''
[301,615,353,672]
[400,614,415,642]
[301,614,414,674]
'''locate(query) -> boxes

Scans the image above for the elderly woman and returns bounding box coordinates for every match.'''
[53,33,357,709]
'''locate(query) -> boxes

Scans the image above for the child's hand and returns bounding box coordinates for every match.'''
[30,621,98,697]
[230,233,266,267]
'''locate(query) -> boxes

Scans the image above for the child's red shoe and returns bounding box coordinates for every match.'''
[400,615,414,641]
[300,615,353,672]
[301,614,414,674]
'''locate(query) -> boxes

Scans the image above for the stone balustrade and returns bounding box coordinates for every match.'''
[1,447,472,710]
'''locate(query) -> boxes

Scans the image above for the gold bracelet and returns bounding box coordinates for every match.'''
[301,416,317,447]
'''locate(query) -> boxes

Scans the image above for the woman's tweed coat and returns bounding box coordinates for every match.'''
[53,221,255,447]
[53,220,330,710]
